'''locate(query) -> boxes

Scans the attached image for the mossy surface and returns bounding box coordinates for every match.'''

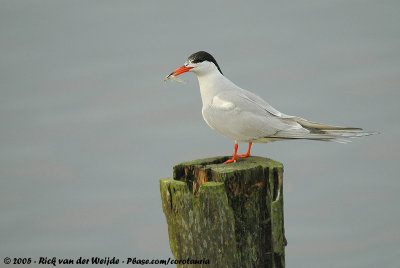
[160,156,285,268]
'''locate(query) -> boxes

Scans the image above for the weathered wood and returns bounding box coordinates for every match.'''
[160,156,285,268]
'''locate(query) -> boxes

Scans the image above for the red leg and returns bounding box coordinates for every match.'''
[224,142,239,164]
[238,142,252,158]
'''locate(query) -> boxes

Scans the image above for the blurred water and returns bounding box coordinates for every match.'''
[1,1,399,267]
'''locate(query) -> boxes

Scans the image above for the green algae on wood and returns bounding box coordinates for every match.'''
[160,156,285,268]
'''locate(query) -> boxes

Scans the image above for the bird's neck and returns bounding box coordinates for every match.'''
[196,71,234,106]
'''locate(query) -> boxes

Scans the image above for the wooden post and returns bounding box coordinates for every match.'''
[160,156,285,268]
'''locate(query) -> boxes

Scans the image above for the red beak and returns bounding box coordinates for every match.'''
[170,66,194,76]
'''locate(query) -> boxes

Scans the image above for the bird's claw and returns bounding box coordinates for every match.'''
[224,157,238,164]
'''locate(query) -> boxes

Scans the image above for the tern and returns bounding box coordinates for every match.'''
[165,51,376,163]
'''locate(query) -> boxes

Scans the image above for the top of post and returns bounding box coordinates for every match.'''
[173,156,283,196]
[174,156,283,179]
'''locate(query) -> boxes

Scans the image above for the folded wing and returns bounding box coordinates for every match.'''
[204,88,376,143]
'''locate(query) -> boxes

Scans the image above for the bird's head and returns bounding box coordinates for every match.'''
[166,51,223,80]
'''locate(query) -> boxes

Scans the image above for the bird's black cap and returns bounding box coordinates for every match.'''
[188,51,223,75]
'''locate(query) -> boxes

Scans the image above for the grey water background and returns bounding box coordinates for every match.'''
[1,1,399,267]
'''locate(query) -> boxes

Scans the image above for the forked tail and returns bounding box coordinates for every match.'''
[293,117,378,143]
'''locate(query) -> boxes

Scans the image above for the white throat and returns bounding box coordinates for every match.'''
[195,70,238,108]
[196,71,223,104]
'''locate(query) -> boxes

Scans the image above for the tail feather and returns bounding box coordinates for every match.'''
[258,117,379,143]
[290,117,378,143]
[325,130,378,143]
